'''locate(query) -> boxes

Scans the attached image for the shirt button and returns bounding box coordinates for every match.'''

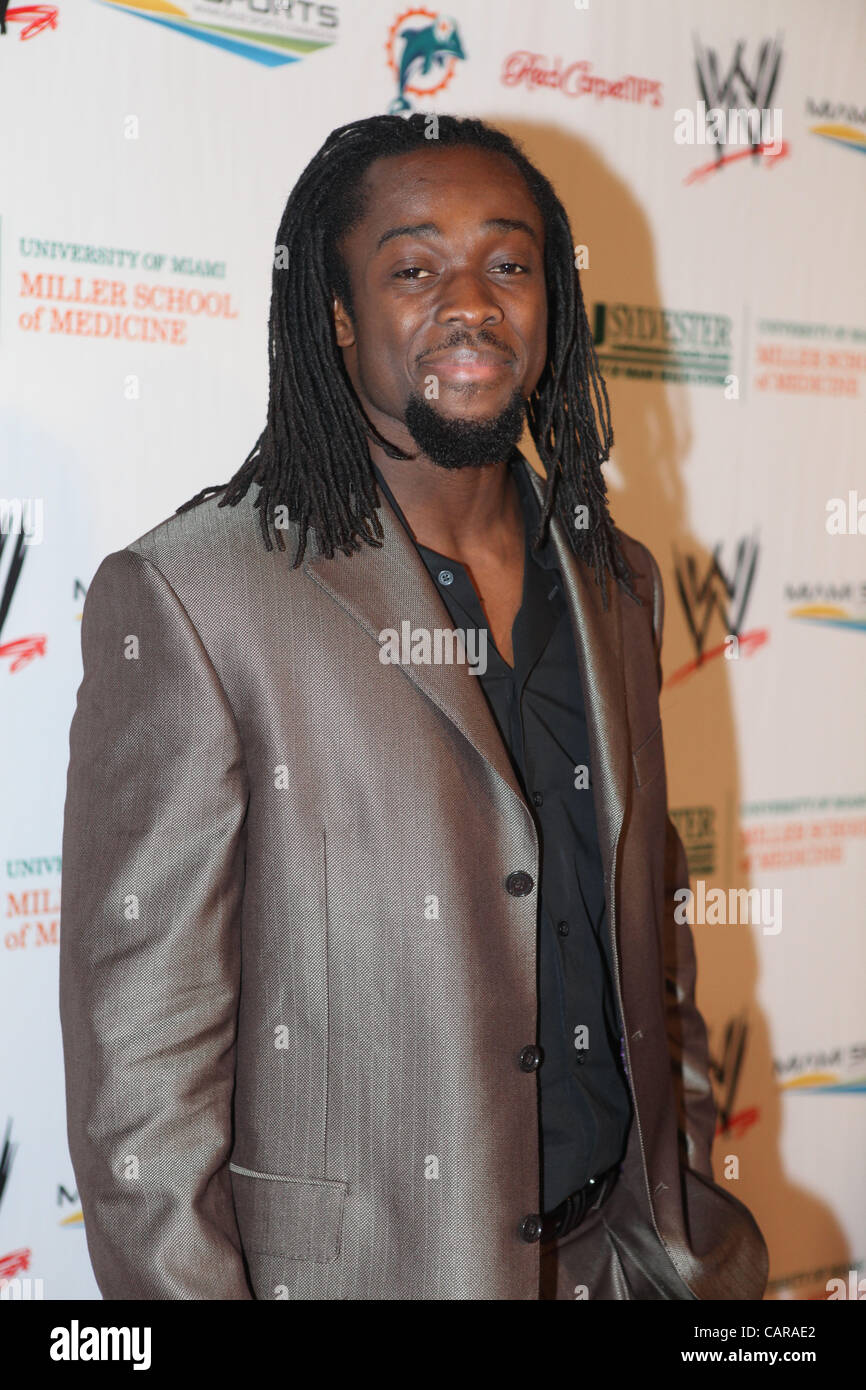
[505,871,534,896]
[438,569,454,586]
[520,1214,543,1243]
[532,791,544,807]
[557,920,570,937]
[518,1044,542,1072]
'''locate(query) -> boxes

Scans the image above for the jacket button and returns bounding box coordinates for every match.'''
[520,1214,543,1243]
[519,1044,542,1072]
[506,871,534,896]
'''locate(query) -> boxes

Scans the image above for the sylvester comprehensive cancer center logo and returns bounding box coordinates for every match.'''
[670,805,716,877]
[386,9,466,114]
[591,301,733,387]
[97,0,339,68]
[668,535,768,686]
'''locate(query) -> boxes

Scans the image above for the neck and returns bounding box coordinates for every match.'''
[370,439,524,562]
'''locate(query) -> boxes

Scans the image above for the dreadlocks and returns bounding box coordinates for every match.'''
[176,112,635,605]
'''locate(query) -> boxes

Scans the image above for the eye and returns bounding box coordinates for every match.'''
[394,262,529,280]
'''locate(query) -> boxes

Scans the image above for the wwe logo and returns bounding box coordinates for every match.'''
[0,522,52,674]
[708,1014,750,1136]
[0,527,26,643]
[693,34,783,151]
[0,1118,17,1211]
[673,536,759,664]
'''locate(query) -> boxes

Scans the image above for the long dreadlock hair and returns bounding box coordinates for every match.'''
[176,112,635,606]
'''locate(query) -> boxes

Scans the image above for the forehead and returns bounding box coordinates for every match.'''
[352,146,543,239]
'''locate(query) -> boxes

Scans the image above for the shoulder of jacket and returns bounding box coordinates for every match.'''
[117,485,310,590]
[122,486,255,561]
[611,527,666,655]
[614,527,660,602]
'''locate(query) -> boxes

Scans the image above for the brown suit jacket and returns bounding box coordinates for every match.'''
[59,451,769,1300]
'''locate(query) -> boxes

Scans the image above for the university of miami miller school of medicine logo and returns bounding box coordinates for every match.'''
[386,9,465,114]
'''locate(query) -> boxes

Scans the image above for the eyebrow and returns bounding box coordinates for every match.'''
[375,217,539,252]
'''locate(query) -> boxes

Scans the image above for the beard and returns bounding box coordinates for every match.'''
[403,384,526,470]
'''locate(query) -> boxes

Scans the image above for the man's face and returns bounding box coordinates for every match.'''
[332,145,548,466]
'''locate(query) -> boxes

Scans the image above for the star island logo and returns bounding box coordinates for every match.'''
[806,96,866,157]
[97,0,339,68]
[786,579,866,634]
[386,9,466,114]
[776,1041,866,1094]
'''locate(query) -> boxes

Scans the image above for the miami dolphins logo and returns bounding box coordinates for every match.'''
[386,9,466,115]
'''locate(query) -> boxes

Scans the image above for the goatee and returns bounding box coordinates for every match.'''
[403,385,526,470]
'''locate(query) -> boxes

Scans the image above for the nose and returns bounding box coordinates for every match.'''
[434,268,504,330]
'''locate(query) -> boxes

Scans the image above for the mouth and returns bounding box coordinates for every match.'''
[422,347,514,383]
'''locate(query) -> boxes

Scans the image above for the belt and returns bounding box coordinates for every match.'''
[539,1163,619,1243]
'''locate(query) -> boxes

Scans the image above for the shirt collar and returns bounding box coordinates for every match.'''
[371,449,559,574]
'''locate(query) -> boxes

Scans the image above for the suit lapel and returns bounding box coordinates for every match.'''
[303,482,529,809]
[303,452,632,878]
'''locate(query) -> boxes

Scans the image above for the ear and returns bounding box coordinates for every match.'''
[332,294,356,348]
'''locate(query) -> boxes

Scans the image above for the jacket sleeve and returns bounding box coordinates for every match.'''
[645,546,718,1182]
[59,548,253,1298]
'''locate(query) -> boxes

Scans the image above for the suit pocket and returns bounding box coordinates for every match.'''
[632,721,664,789]
[678,1166,770,1298]
[229,1163,348,1262]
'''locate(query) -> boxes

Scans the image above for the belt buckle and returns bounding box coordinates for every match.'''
[585,1173,601,1213]
[587,1165,615,1212]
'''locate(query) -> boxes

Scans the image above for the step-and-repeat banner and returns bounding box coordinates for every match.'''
[1,0,863,1301]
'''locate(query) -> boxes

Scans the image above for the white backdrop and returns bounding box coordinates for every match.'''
[0,0,863,1301]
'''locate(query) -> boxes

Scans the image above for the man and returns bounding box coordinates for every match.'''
[59,113,768,1300]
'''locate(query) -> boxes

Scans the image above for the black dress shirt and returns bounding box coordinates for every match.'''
[372,452,633,1212]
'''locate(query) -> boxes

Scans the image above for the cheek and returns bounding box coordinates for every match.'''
[520,296,549,378]
[358,306,418,388]
[354,327,408,409]
[533,291,549,349]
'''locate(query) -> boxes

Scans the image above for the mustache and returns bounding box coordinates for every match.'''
[418,329,514,364]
